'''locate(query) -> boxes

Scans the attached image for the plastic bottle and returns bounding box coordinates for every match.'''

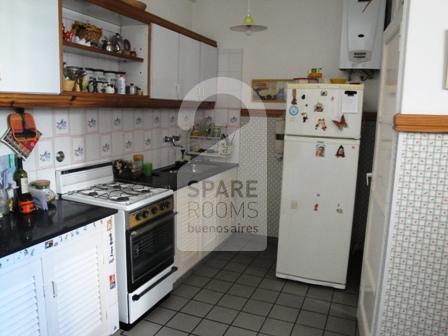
[117,74,126,95]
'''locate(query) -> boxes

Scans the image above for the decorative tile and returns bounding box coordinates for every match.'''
[144,130,152,150]
[169,110,177,127]
[123,132,134,153]
[100,134,112,158]
[153,111,161,128]
[72,137,85,162]
[37,139,54,169]
[86,109,98,133]
[54,109,69,135]
[112,110,123,130]
[134,110,144,129]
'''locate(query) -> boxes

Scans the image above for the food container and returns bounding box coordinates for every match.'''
[133,154,144,177]
[29,180,56,203]
[63,79,75,91]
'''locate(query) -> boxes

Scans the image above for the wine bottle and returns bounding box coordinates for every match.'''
[14,157,34,214]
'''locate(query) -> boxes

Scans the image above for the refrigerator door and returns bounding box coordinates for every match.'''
[277,136,360,288]
[285,85,363,139]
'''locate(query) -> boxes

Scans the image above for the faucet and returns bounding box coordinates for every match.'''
[164,135,182,147]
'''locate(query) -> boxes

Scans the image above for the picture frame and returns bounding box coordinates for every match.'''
[252,79,292,103]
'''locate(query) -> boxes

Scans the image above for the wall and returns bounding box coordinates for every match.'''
[142,0,194,29]
[192,0,380,112]
[400,0,448,115]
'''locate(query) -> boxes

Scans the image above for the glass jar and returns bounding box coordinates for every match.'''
[133,154,144,177]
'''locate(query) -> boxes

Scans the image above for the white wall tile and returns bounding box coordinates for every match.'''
[134,130,144,152]
[169,110,177,127]
[33,109,53,138]
[144,130,152,150]
[100,134,112,158]
[69,109,85,136]
[161,111,170,128]
[214,109,229,127]
[134,110,144,129]
[86,109,98,133]
[23,146,37,172]
[111,132,123,157]
[85,133,100,162]
[123,132,134,153]
[99,108,112,133]
[152,128,162,149]
[122,109,134,131]
[153,111,161,128]
[54,109,69,135]
[112,110,123,131]
[143,109,153,129]
[37,139,54,169]
[54,136,71,167]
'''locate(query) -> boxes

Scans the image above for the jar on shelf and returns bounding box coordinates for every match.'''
[96,69,106,83]
[129,83,136,95]
[116,72,126,95]
[105,71,117,85]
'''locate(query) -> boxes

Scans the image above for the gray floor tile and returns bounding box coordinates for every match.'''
[225,262,247,273]
[160,295,189,311]
[183,275,211,288]
[194,288,224,304]
[307,287,333,301]
[122,320,161,336]
[224,326,257,336]
[232,312,265,332]
[192,319,229,336]
[216,270,241,282]
[276,293,305,308]
[218,294,248,310]
[332,292,358,307]
[325,316,356,336]
[329,303,357,320]
[166,313,201,333]
[180,300,213,317]
[205,279,234,293]
[258,278,285,292]
[228,284,256,298]
[173,284,201,299]
[251,288,279,303]
[283,282,309,296]
[243,266,267,277]
[292,324,324,336]
[236,274,262,287]
[213,251,236,261]
[268,305,299,322]
[145,307,176,325]
[206,306,239,324]
[302,298,331,314]
[260,318,294,336]
[232,254,254,264]
[297,311,327,329]
[155,326,189,336]
[242,299,273,317]
[205,258,229,269]
[194,266,220,278]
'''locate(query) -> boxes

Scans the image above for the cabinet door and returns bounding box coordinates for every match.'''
[200,43,218,102]
[150,24,179,100]
[0,260,48,336]
[0,0,60,93]
[42,234,108,336]
[178,34,200,101]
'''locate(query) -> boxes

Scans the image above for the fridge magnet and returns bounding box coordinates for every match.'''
[336,204,343,214]
[321,90,328,97]
[314,103,324,112]
[314,204,319,211]
[289,105,299,116]
[332,114,348,130]
[301,111,308,123]
[301,94,306,100]
[336,145,346,158]
[291,89,298,105]
[315,118,327,131]
[315,142,326,157]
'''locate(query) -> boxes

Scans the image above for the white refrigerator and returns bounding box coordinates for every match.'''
[276,83,364,289]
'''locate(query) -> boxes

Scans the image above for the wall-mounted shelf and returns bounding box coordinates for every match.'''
[63,41,144,62]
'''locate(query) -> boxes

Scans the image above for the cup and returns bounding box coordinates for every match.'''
[143,162,153,177]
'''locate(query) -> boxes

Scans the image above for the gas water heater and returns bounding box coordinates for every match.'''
[339,0,386,70]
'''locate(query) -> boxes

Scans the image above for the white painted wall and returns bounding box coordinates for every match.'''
[192,0,380,111]
[400,0,448,115]
[142,0,194,29]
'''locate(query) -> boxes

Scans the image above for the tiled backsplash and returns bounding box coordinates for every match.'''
[0,108,240,190]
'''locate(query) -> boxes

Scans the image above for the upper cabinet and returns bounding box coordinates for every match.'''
[150,24,218,103]
[0,0,61,94]
[150,25,180,100]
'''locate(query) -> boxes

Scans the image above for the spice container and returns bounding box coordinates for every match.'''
[133,154,144,177]
[117,73,126,94]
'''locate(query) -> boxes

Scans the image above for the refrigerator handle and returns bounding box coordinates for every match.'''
[366,173,373,186]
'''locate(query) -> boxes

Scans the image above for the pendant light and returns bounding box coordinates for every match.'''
[230,0,267,35]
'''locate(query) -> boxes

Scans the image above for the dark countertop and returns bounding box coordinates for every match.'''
[118,162,239,191]
[0,199,117,259]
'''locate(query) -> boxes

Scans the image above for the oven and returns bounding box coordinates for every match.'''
[126,196,176,293]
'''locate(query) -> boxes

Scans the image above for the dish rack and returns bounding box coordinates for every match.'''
[187,134,234,158]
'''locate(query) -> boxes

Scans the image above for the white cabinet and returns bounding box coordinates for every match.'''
[151,24,180,100]
[0,260,48,336]
[150,24,218,102]
[200,43,218,102]
[0,0,60,94]
[42,234,108,336]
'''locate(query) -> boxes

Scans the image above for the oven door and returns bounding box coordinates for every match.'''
[127,212,176,292]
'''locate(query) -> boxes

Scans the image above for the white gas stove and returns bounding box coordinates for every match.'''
[56,162,177,330]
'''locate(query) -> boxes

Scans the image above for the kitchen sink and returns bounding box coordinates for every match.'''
[157,162,218,175]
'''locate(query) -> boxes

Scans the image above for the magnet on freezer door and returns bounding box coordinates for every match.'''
[332,114,348,130]
[315,142,326,157]
[314,103,324,112]
[301,111,308,123]
[315,118,327,131]
[336,204,343,214]
[291,89,298,105]
[321,90,328,97]
[289,105,299,116]
[314,204,319,211]
[336,145,345,158]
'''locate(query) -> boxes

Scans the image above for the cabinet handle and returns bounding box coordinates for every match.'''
[51,281,58,298]
[366,172,373,186]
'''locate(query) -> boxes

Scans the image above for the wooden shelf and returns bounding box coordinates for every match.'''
[0,92,215,109]
[63,41,144,62]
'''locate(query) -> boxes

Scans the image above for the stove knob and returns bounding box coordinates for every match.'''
[151,207,158,215]
[136,213,143,221]
[142,210,150,218]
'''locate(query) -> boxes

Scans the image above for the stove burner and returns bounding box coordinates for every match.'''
[80,190,99,196]
[110,196,130,202]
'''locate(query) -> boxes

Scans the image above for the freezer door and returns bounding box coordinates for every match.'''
[277,136,360,286]
[285,87,363,139]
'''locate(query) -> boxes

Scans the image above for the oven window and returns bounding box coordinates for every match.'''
[128,213,175,291]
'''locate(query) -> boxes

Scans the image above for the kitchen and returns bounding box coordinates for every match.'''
[0,1,447,336]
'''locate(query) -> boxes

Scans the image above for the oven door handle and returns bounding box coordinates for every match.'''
[129,212,177,236]
[132,266,178,301]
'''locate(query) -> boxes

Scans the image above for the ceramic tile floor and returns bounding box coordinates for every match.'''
[121,241,361,336]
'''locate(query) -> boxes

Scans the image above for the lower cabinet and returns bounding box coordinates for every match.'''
[175,168,237,279]
[0,217,117,336]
